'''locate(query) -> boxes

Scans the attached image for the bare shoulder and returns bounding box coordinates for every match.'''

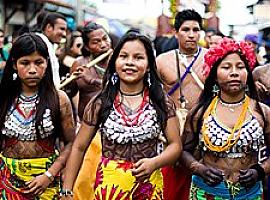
[57,90,70,106]
[249,99,270,126]
[156,50,177,76]
[258,102,270,134]
[156,50,176,67]
[258,101,270,115]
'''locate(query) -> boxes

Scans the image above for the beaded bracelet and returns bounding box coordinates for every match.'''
[250,164,265,181]
[60,189,74,197]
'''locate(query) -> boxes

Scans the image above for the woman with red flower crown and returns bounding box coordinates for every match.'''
[61,32,182,199]
[181,37,270,199]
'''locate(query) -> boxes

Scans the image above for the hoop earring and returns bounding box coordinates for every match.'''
[111,72,118,85]
[147,72,151,87]
[212,84,220,96]
[13,73,18,81]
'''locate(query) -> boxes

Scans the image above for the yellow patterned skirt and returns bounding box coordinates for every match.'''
[0,154,60,199]
[94,157,163,200]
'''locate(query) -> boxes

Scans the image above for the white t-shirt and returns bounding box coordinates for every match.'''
[35,32,61,87]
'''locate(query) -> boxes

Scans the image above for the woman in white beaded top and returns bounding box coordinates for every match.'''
[181,37,270,199]
[61,32,182,199]
[0,33,75,199]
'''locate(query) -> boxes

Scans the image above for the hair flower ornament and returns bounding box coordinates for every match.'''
[203,37,257,77]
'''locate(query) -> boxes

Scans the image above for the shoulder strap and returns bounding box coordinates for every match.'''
[180,47,202,82]
[175,50,186,104]
[167,48,201,97]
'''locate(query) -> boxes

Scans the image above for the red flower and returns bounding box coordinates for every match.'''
[203,37,256,77]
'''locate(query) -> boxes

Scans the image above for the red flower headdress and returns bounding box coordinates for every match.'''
[203,37,257,77]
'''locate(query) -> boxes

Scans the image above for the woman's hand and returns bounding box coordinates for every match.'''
[193,163,224,186]
[131,158,156,182]
[24,174,52,196]
[239,169,258,188]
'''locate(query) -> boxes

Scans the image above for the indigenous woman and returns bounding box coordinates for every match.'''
[66,22,112,200]
[181,37,270,199]
[0,33,75,199]
[61,32,182,199]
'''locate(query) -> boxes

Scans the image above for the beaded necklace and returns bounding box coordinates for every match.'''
[17,93,38,119]
[219,96,246,112]
[2,93,54,140]
[114,89,149,126]
[202,95,250,152]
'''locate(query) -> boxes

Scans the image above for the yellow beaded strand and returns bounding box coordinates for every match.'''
[202,96,249,152]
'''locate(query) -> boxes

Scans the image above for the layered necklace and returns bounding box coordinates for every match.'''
[17,93,39,119]
[202,95,250,152]
[114,89,148,126]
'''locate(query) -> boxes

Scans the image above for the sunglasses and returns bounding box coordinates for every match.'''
[76,43,83,48]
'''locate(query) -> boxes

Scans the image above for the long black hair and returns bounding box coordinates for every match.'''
[0,33,61,139]
[93,32,168,131]
[190,50,264,142]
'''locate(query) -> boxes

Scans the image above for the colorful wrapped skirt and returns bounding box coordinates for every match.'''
[190,175,263,200]
[94,157,163,200]
[0,154,60,200]
[74,133,102,200]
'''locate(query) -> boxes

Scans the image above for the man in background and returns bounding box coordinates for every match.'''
[156,9,207,200]
[36,12,67,87]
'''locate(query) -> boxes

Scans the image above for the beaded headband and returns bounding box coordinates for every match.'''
[203,37,257,77]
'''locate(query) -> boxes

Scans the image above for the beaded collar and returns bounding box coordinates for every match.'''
[200,114,265,159]
[2,94,54,141]
[100,89,164,145]
[199,96,266,158]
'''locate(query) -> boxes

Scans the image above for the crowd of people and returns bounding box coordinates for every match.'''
[0,7,269,200]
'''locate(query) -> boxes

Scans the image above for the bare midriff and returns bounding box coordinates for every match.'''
[203,152,258,183]
[2,137,55,159]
